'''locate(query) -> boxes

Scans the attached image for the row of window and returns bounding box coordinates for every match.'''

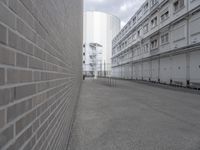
[113,27,169,56]
[112,32,170,65]
[113,0,185,46]
[113,0,186,55]
[146,33,169,50]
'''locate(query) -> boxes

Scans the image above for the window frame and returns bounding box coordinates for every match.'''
[160,33,169,45]
[143,43,149,53]
[132,17,136,25]
[151,39,158,50]
[137,28,142,37]
[151,0,158,7]
[151,16,158,28]
[143,24,149,34]
[161,9,169,22]
[143,2,149,13]
[132,33,137,41]
[173,0,185,13]
[137,9,143,20]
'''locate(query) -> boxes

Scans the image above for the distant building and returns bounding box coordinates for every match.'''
[83,42,103,77]
[83,11,120,76]
[112,0,200,88]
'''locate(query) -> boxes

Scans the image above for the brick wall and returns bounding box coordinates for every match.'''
[0,0,83,149]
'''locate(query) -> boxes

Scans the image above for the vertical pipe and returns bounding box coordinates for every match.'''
[158,56,161,83]
[186,52,190,87]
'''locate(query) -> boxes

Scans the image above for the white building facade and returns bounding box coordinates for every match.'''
[83,43,103,77]
[83,11,120,76]
[112,0,200,88]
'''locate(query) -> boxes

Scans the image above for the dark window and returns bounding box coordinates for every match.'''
[143,24,148,33]
[151,16,157,28]
[174,0,184,12]
[161,33,169,44]
[138,30,140,36]
[151,0,158,7]
[161,11,169,22]
[144,2,149,11]
[132,17,136,24]
[151,39,158,49]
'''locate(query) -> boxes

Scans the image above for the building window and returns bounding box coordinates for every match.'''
[161,33,169,44]
[151,39,158,49]
[174,0,184,12]
[137,47,142,55]
[83,52,85,56]
[143,43,149,53]
[132,17,136,25]
[132,33,136,40]
[138,30,141,37]
[144,2,149,12]
[122,43,124,49]
[125,41,127,47]
[137,9,143,20]
[151,16,158,28]
[151,0,158,7]
[161,10,169,22]
[143,24,148,33]
[83,61,85,64]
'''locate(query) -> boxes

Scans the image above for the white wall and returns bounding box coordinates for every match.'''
[112,0,200,86]
[190,51,200,83]
[151,59,159,82]
[189,10,200,45]
[114,50,200,85]
[171,54,187,84]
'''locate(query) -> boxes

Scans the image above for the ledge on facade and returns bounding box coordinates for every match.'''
[112,43,200,68]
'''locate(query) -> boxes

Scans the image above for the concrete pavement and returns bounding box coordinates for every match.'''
[68,79,200,150]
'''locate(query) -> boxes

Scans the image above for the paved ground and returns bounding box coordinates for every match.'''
[68,79,200,150]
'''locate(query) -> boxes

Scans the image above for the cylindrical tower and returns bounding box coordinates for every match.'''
[83,11,120,76]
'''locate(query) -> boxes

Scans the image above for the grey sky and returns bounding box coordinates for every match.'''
[84,0,146,28]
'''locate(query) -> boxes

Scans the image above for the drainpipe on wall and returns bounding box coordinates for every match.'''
[186,0,190,87]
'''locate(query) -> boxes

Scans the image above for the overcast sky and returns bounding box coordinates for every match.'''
[84,0,146,28]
